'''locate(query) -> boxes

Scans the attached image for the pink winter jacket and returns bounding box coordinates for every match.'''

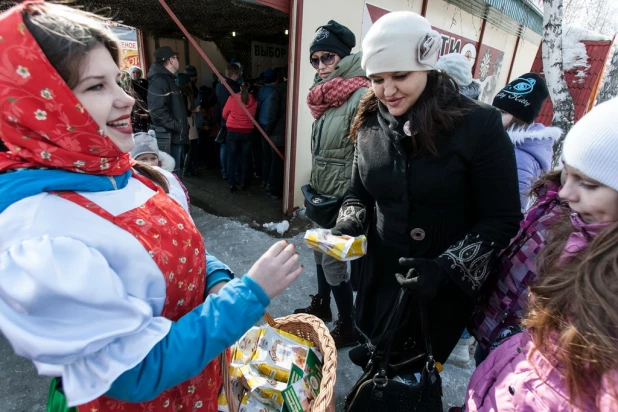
[466,330,618,411]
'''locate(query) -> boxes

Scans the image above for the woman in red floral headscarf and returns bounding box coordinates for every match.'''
[0,3,303,412]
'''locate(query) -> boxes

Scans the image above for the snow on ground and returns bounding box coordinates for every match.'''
[263,220,290,235]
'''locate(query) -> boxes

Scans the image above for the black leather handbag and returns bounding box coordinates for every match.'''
[301,184,343,229]
[345,290,443,412]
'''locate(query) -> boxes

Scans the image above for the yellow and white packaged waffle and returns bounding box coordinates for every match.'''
[251,326,314,383]
[304,229,367,261]
[239,364,286,410]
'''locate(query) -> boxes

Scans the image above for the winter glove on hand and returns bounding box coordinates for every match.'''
[330,203,366,237]
[395,258,448,301]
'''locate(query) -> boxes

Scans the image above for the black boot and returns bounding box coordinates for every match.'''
[293,295,333,322]
[330,317,359,349]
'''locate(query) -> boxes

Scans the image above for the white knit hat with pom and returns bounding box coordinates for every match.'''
[434,53,473,87]
[562,96,618,192]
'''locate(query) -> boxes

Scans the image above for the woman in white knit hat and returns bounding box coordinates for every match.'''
[464,96,618,412]
[330,11,521,393]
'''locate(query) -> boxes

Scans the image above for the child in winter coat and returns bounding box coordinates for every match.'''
[469,169,565,365]
[434,52,481,101]
[493,73,562,211]
[131,132,190,205]
[465,97,618,411]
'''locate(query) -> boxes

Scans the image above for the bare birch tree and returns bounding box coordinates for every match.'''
[597,46,618,103]
[543,0,575,166]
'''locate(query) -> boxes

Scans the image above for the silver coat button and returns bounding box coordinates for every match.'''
[410,228,425,241]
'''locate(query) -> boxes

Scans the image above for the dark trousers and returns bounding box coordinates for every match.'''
[261,136,273,186]
[251,129,263,179]
[268,145,285,196]
[170,143,184,174]
[184,139,199,173]
[227,132,253,187]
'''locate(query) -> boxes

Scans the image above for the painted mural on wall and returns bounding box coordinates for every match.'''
[361,2,506,102]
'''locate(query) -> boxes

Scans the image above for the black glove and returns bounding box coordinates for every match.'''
[395,258,448,301]
[330,203,366,237]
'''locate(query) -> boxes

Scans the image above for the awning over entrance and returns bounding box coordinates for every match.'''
[238,0,290,14]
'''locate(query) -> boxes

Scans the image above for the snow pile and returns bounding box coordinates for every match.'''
[293,207,307,218]
[562,25,612,71]
[263,220,290,235]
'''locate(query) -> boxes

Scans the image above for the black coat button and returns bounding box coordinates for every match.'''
[410,228,425,241]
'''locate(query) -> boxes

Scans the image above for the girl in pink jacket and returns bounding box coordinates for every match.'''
[465,97,618,411]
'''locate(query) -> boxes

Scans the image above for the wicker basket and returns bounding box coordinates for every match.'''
[264,312,338,412]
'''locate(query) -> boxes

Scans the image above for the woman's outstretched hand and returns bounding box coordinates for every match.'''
[247,241,303,299]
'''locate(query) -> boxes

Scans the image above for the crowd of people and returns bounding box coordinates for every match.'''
[0,2,617,412]
[117,42,288,199]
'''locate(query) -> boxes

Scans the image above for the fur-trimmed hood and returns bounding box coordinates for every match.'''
[507,123,562,145]
[508,123,562,177]
[158,151,176,172]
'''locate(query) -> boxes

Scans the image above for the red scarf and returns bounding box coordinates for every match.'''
[0,1,132,175]
[306,76,369,119]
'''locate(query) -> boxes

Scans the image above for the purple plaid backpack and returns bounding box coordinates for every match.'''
[469,181,566,352]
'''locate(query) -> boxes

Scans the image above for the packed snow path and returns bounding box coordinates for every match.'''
[0,206,475,411]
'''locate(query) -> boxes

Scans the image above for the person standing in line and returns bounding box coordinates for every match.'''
[222,82,258,193]
[330,13,521,396]
[178,73,202,177]
[256,69,279,190]
[128,66,150,133]
[215,63,241,181]
[293,20,370,349]
[147,46,189,173]
[263,67,288,200]
[493,73,562,211]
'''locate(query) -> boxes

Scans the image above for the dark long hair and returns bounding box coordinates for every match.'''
[240,82,250,105]
[350,70,472,155]
[24,3,169,192]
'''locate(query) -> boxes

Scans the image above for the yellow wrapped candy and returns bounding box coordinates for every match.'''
[304,229,367,261]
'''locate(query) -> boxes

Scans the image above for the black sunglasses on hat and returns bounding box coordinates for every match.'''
[310,53,337,69]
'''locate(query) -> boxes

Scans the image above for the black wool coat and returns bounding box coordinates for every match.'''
[147,63,190,145]
[348,97,522,363]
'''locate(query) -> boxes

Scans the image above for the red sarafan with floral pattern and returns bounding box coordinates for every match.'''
[0,1,132,175]
[52,172,221,412]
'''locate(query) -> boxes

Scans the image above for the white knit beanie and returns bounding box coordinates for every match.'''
[562,96,618,191]
[361,11,441,76]
[130,132,159,160]
[434,53,473,87]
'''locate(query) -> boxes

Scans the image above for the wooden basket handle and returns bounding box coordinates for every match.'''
[264,312,276,327]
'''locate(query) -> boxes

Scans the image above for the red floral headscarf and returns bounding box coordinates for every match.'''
[0,1,132,175]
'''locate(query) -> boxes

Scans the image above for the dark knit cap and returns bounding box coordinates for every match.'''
[492,73,549,124]
[154,46,178,62]
[185,65,198,77]
[310,20,356,58]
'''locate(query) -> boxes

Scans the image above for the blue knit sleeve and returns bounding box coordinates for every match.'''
[206,252,234,291]
[105,276,269,402]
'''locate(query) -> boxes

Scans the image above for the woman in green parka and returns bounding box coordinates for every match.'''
[293,20,369,349]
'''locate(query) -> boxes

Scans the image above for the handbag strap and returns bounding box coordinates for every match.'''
[373,290,435,380]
